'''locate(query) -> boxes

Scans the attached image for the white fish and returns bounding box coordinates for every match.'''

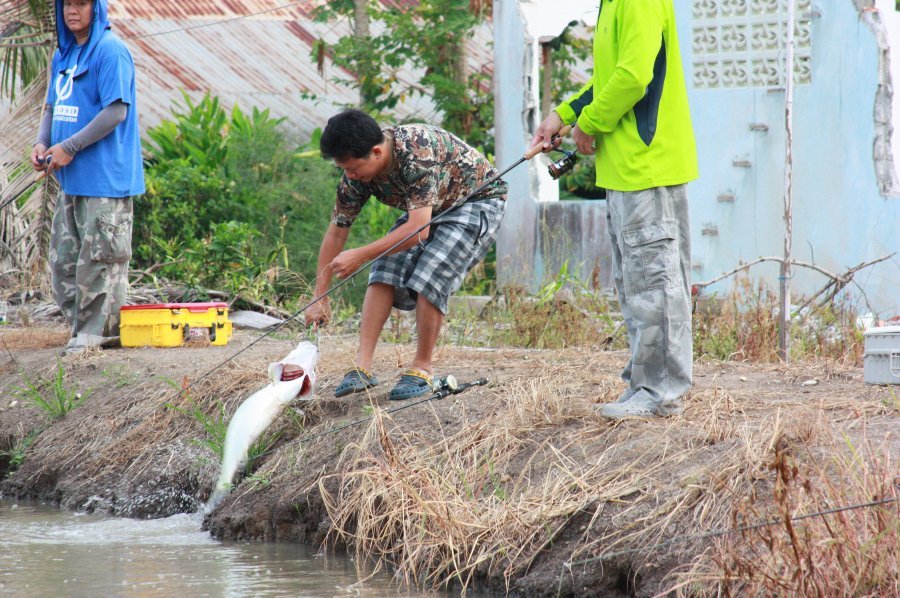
[206,342,319,510]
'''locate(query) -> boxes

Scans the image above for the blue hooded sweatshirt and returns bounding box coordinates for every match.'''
[46,0,144,197]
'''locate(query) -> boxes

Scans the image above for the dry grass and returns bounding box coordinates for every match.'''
[693,278,865,365]
[0,327,69,351]
[317,375,607,591]
[295,355,898,595]
[23,360,298,490]
[664,425,898,597]
[4,326,894,593]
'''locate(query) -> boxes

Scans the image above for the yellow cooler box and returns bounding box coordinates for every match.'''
[120,302,232,347]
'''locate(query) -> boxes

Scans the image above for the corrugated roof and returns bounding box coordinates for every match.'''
[106,1,495,141]
[109,1,316,21]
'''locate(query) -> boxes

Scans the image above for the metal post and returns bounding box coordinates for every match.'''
[779,0,796,362]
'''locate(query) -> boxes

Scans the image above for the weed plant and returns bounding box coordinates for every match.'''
[692,278,865,364]
[444,272,864,362]
[15,363,87,420]
[670,434,899,596]
[0,429,39,476]
[168,398,282,476]
[459,261,620,349]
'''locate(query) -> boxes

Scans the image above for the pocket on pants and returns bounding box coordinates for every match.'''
[91,212,133,263]
[622,220,678,294]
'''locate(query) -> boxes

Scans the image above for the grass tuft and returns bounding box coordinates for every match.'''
[15,362,87,420]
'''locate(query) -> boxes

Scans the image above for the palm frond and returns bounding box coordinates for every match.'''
[0,75,56,284]
[0,1,56,285]
[0,0,54,101]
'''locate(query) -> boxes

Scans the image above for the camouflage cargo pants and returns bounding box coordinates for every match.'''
[606,184,692,413]
[50,193,133,347]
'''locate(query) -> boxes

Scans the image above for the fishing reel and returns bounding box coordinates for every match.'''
[547,148,577,180]
[436,374,459,392]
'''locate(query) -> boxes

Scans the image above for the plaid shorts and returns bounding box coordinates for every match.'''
[369,196,506,314]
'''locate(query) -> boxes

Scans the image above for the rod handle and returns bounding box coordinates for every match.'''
[524,125,572,160]
[455,377,489,393]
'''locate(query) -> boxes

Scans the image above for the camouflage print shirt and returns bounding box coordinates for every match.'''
[331,124,508,228]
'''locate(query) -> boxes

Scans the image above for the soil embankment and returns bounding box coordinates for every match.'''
[1,325,897,596]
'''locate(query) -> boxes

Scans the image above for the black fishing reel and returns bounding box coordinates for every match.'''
[547,149,577,180]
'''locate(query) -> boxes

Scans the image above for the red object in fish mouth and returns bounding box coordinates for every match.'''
[281,368,304,381]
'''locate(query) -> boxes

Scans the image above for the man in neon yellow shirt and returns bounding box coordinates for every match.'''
[533,0,697,418]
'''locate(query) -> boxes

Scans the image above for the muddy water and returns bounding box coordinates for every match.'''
[0,500,448,597]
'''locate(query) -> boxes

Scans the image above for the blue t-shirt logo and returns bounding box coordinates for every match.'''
[55,65,76,101]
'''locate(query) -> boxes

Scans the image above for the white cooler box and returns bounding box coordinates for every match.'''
[863,326,900,385]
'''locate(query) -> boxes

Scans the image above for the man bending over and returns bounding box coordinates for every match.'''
[307,109,507,400]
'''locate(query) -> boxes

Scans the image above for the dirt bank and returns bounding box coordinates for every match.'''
[1,323,897,596]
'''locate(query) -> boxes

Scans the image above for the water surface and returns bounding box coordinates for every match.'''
[0,499,443,597]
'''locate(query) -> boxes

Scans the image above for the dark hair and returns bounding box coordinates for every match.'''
[319,109,385,161]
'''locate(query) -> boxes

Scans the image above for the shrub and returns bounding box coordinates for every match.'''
[136,92,402,310]
[136,90,507,311]
[475,262,619,349]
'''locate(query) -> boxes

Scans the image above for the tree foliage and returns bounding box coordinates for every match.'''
[312,0,495,150]
[137,93,334,303]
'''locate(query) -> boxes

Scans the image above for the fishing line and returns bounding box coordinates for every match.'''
[188,131,571,390]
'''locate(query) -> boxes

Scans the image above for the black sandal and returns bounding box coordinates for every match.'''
[389,369,435,401]
[334,368,379,398]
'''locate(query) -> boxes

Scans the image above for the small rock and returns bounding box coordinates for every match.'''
[801,379,818,387]
[8,400,17,408]
[739,376,748,382]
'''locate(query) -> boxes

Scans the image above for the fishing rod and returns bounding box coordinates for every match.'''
[293,376,489,446]
[190,129,574,386]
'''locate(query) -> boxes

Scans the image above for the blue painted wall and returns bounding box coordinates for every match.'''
[677,2,899,317]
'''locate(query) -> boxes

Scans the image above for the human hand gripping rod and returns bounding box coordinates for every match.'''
[192,127,572,385]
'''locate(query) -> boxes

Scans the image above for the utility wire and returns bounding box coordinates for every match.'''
[563,494,898,571]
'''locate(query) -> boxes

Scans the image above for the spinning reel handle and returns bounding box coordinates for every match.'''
[524,125,573,159]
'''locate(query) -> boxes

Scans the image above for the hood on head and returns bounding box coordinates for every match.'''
[55,0,110,74]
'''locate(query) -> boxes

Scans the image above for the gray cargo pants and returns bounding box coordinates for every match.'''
[607,184,692,414]
[50,193,133,347]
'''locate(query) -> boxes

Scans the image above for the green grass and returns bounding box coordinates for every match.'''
[168,398,284,476]
[0,429,40,475]
[100,365,140,388]
[15,363,87,420]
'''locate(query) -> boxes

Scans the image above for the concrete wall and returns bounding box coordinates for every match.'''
[681,1,899,317]
[495,0,899,316]
[493,0,610,290]
[536,200,613,290]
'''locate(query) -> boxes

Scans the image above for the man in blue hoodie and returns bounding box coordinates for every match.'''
[31,0,144,356]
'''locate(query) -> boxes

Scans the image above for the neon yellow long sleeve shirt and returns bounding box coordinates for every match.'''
[555,0,698,191]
